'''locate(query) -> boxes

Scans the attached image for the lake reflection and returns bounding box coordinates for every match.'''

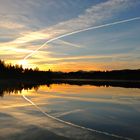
[0,84,140,140]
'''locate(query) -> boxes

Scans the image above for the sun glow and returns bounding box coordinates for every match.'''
[18,60,28,68]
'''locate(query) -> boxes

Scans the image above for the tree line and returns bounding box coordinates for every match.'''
[0,59,140,80]
[0,60,52,80]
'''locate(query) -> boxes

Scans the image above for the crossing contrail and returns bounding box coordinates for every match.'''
[23,17,140,60]
[22,94,133,140]
[20,17,139,140]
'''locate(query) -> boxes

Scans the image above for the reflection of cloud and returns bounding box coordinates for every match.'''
[1,103,48,109]
[0,112,14,118]
[55,109,83,117]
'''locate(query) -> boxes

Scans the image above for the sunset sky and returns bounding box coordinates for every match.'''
[0,0,140,71]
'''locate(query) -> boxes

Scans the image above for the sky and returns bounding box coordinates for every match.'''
[0,0,140,71]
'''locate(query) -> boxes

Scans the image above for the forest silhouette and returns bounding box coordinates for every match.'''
[0,59,140,96]
[0,59,140,80]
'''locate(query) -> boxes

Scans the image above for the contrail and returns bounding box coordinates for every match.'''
[58,39,82,48]
[21,18,140,139]
[23,17,140,60]
[22,94,133,140]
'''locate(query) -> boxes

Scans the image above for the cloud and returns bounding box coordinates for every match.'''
[0,21,25,29]
[31,52,139,64]
[41,0,137,35]
[1,0,137,51]
[0,0,139,71]
[52,39,83,48]
[9,0,137,45]
[39,60,140,71]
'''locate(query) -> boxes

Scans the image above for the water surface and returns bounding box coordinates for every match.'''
[0,84,140,140]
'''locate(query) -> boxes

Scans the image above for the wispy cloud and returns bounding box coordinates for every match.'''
[0,0,140,71]
[9,0,137,45]
[0,21,25,29]
[53,39,83,48]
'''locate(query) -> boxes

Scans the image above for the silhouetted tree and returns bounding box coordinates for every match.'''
[0,59,140,81]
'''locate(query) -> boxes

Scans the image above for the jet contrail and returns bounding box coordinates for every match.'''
[22,94,133,140]
[21,17,139,140]
[23,17,140,60]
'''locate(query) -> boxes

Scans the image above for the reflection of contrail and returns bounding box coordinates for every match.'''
[24,17,140,60]
[55,109,83,117]
[22,94,133,140]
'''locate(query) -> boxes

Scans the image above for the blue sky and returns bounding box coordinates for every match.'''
[0,0,140,71]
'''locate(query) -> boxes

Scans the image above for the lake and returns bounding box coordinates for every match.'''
[0,83,140,140]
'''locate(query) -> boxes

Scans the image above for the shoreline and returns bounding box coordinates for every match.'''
[1,78,140,82]
[0,78,140,97]
[0,78,140,88]
[52,78,140,82]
